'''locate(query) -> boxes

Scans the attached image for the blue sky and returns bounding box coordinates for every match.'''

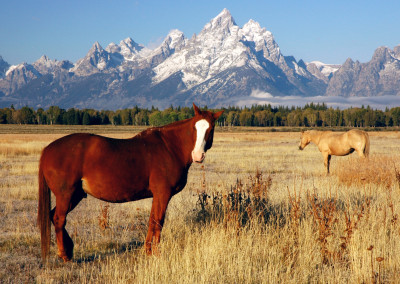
[1,0,399,66]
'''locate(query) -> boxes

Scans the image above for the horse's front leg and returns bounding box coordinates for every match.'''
[145,191,172,255]
[323,153,331,174]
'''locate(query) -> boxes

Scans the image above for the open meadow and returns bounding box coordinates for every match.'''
[1,125,400,283]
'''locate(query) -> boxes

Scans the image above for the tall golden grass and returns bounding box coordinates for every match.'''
[1,127,400,283]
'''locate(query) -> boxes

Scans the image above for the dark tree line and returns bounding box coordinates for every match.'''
[1,103,400,127]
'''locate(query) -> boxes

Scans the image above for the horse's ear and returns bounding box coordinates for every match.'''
[193,103,202,116]
[301,129,304,134]
[213,110,224,120]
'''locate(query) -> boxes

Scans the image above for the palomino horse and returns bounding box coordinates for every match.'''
[298,129,370,174]
[38,104,223,261]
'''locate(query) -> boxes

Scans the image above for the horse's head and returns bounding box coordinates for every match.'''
[191,103,224,163]
[299,130,311,150]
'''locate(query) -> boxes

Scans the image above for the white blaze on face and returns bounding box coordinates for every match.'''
[192,119,210,163]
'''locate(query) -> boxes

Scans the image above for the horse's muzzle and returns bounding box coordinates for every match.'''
[192,151,205,163]
[298,146,303,150]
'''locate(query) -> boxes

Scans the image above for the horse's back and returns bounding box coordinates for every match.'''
[319,131,349,155]
[41,133,92,170]
[347,129,367,137]
[347,129,369,145]
[319,131,342,148]
[42,133,142,166]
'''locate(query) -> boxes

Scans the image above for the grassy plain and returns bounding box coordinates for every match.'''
[1,125,400,283]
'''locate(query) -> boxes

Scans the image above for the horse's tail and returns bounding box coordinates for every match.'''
[364,132,370,157]
[38,155,51,261]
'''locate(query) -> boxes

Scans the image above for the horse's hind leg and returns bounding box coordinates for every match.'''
[52,188,86,261]
[356,146,367,158]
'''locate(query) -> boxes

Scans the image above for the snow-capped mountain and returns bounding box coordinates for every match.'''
[152,8,326,106]
[33,55,73,74]
[71,42,115,75]
[108,37,151,62]
[326,46,400,97]
[0,63,42,95]
[0,9,399,109]
[154,9,316,91]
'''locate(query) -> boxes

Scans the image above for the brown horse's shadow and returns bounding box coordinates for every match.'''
[74,240,144,264]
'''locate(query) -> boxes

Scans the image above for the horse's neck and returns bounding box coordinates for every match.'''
[160,119,195,165]
[309,131,322,145]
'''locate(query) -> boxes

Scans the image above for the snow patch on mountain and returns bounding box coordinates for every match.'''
[309,61,340,77]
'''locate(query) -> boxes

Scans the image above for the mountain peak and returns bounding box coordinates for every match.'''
[202,8,236,32]
[122,37,135,45]
[241,19,280,62]
[40,55,49,60]
[216,8,232,19]
[242,19,271,38]
[214,8,235,24]
[90,41,104,52]
[36,55,56,65]
[342,58,356,69]
[166,29,184,38]
[119,37,150,61]
[370,46,395,67]
[120,37,138,50]
[105,42,120,53]
[244,19,261,29]
[163,29,186,49]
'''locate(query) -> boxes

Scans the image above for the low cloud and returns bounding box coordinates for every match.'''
[234,91,400,110]
[250,89,273,99]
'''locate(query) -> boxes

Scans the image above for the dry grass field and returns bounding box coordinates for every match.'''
[1,125,400,283]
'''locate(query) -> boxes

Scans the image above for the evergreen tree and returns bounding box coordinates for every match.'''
[82,111,91,125]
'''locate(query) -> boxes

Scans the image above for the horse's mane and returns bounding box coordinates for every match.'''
[135,116,194,139]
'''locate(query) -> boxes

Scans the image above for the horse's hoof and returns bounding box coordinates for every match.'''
[145,248,152,256]
[145,246,160,256]
[61,255,71,262]
[57,251,72,262]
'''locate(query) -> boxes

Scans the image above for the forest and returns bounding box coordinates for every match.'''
[1,103,400,128]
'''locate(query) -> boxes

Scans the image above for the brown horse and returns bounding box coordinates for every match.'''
[38,104,223,261]
[298,129,370,174]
